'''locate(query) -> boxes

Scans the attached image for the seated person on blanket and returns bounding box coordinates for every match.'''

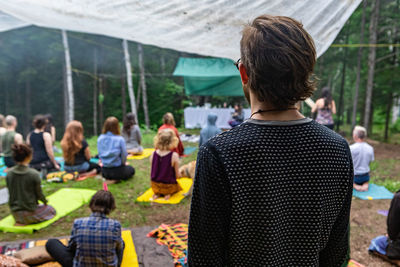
[46,190,124,267]
[27,115,60,172]
[122,112,143,155]
[369,190,400,260]
[6,144,56,226]
[228,104,245,128]
[158,112,184,156]
[199,113,222,147]
[61,120,101,176]
[150,129,182,200]
[98,117,135,182]
[2,115,23,168]
[350,125,374,192]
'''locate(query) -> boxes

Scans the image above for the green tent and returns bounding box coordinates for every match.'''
[173,57,243,96]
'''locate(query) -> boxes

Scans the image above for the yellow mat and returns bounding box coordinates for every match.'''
[35,230,138,267]
[127,148,155,160]
[136,178,193,204]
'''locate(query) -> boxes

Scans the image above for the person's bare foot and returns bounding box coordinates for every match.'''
[353,183,363,192]
[105,179,118,185]
[361,183,369,192]
[14,222,26,226]
[150,194,159,201]
[164,194,171,200]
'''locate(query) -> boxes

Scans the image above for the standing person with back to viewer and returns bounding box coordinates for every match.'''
[0,114,6,154]
[311,87,336,130]
[350,126,374,192]
[188,15,354,266]
[98,117,135,183]
[2,115,23,168]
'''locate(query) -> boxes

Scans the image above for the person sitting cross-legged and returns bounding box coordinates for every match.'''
[46,190,124,267]
[2,115,23,168]
[6,144,56,226]
[350,125,374,192]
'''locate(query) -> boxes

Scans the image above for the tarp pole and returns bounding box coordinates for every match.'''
[62,30,74,122]
[122,39,138,123]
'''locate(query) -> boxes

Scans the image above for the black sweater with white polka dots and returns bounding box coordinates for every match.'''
[188,118,353,266]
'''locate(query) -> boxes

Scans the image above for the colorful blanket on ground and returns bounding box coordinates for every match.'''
[147,223,188,266]
[0,166,7,177]
[0,230,138,267]
[353,183,394,200]
[0,188,96,234]
[183,147,197,156]
[136,178,193,204]
[127,148,155,160]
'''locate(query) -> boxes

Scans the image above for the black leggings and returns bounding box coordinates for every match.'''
[46,239,74,267]
[87,162,102,174]
[102,165,135,180]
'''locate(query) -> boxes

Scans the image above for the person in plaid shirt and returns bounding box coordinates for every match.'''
[46,190,124,267]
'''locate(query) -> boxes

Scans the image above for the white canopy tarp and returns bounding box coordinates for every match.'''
[0,11,29,32]
[0,0,361,59]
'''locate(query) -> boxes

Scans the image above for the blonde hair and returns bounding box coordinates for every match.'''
[154,129,178,151]
[162,112,176,126]
[354,125,367,139]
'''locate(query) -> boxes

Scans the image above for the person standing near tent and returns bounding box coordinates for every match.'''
[228,104,244,127]
[188,15,353,266]
[2,115,23,168]
[199,113,221,147]
[158,113,184,156]
[350,126,374,192]
[311,87,336,130]
[6,144,56,225]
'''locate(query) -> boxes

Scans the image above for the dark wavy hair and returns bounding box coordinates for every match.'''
[89,190,116,215]
[33,114,47,129]
[12,144,32,163]
[122,113,136,137]
[240,15,317,109]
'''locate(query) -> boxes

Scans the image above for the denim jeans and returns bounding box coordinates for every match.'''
[64,162,90,173]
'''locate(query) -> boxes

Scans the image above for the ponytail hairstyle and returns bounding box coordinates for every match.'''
[122,113,136,137]
[12,144,33,163]
[61,120,84,164]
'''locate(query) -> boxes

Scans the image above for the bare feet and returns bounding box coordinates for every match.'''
[105,179,118,185]
[353,183,363,192]
[14,222,26,226]
[150,194,159,201]
[164,194,171,200]
[361,182,369,192]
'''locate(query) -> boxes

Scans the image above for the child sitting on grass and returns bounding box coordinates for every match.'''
[46,190,124,267]
[6,144,56,226]
[150,129,182,200]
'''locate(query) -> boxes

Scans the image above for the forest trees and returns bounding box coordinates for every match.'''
[0,0,399,140]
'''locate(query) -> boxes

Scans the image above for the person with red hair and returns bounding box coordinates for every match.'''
[61,120,101,175]
[158,113,184,156]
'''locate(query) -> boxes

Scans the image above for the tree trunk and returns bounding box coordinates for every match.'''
[137,43,150,129]
[93,48,98,136]
[122,39,138,123]
[63,62,69,128]
[352,0,367,129]
[136,83,141,109]
[62,30,74,122]
[336,26,349,132]
[99,77,104,128]
[384,92,393,141]
[24,78,31,136]
[121,76,127,118]
[363,0,380,132]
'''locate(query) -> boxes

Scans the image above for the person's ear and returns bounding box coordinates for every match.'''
[239,64,249,84]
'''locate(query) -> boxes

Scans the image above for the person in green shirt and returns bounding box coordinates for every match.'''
[2,115,23,168]
[6,143,56,226]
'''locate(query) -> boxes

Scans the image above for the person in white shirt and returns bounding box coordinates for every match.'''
[350,125,374,192]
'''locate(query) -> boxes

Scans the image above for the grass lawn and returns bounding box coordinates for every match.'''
[0,129,198,242]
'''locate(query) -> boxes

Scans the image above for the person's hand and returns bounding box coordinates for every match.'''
[54,163,60,170]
